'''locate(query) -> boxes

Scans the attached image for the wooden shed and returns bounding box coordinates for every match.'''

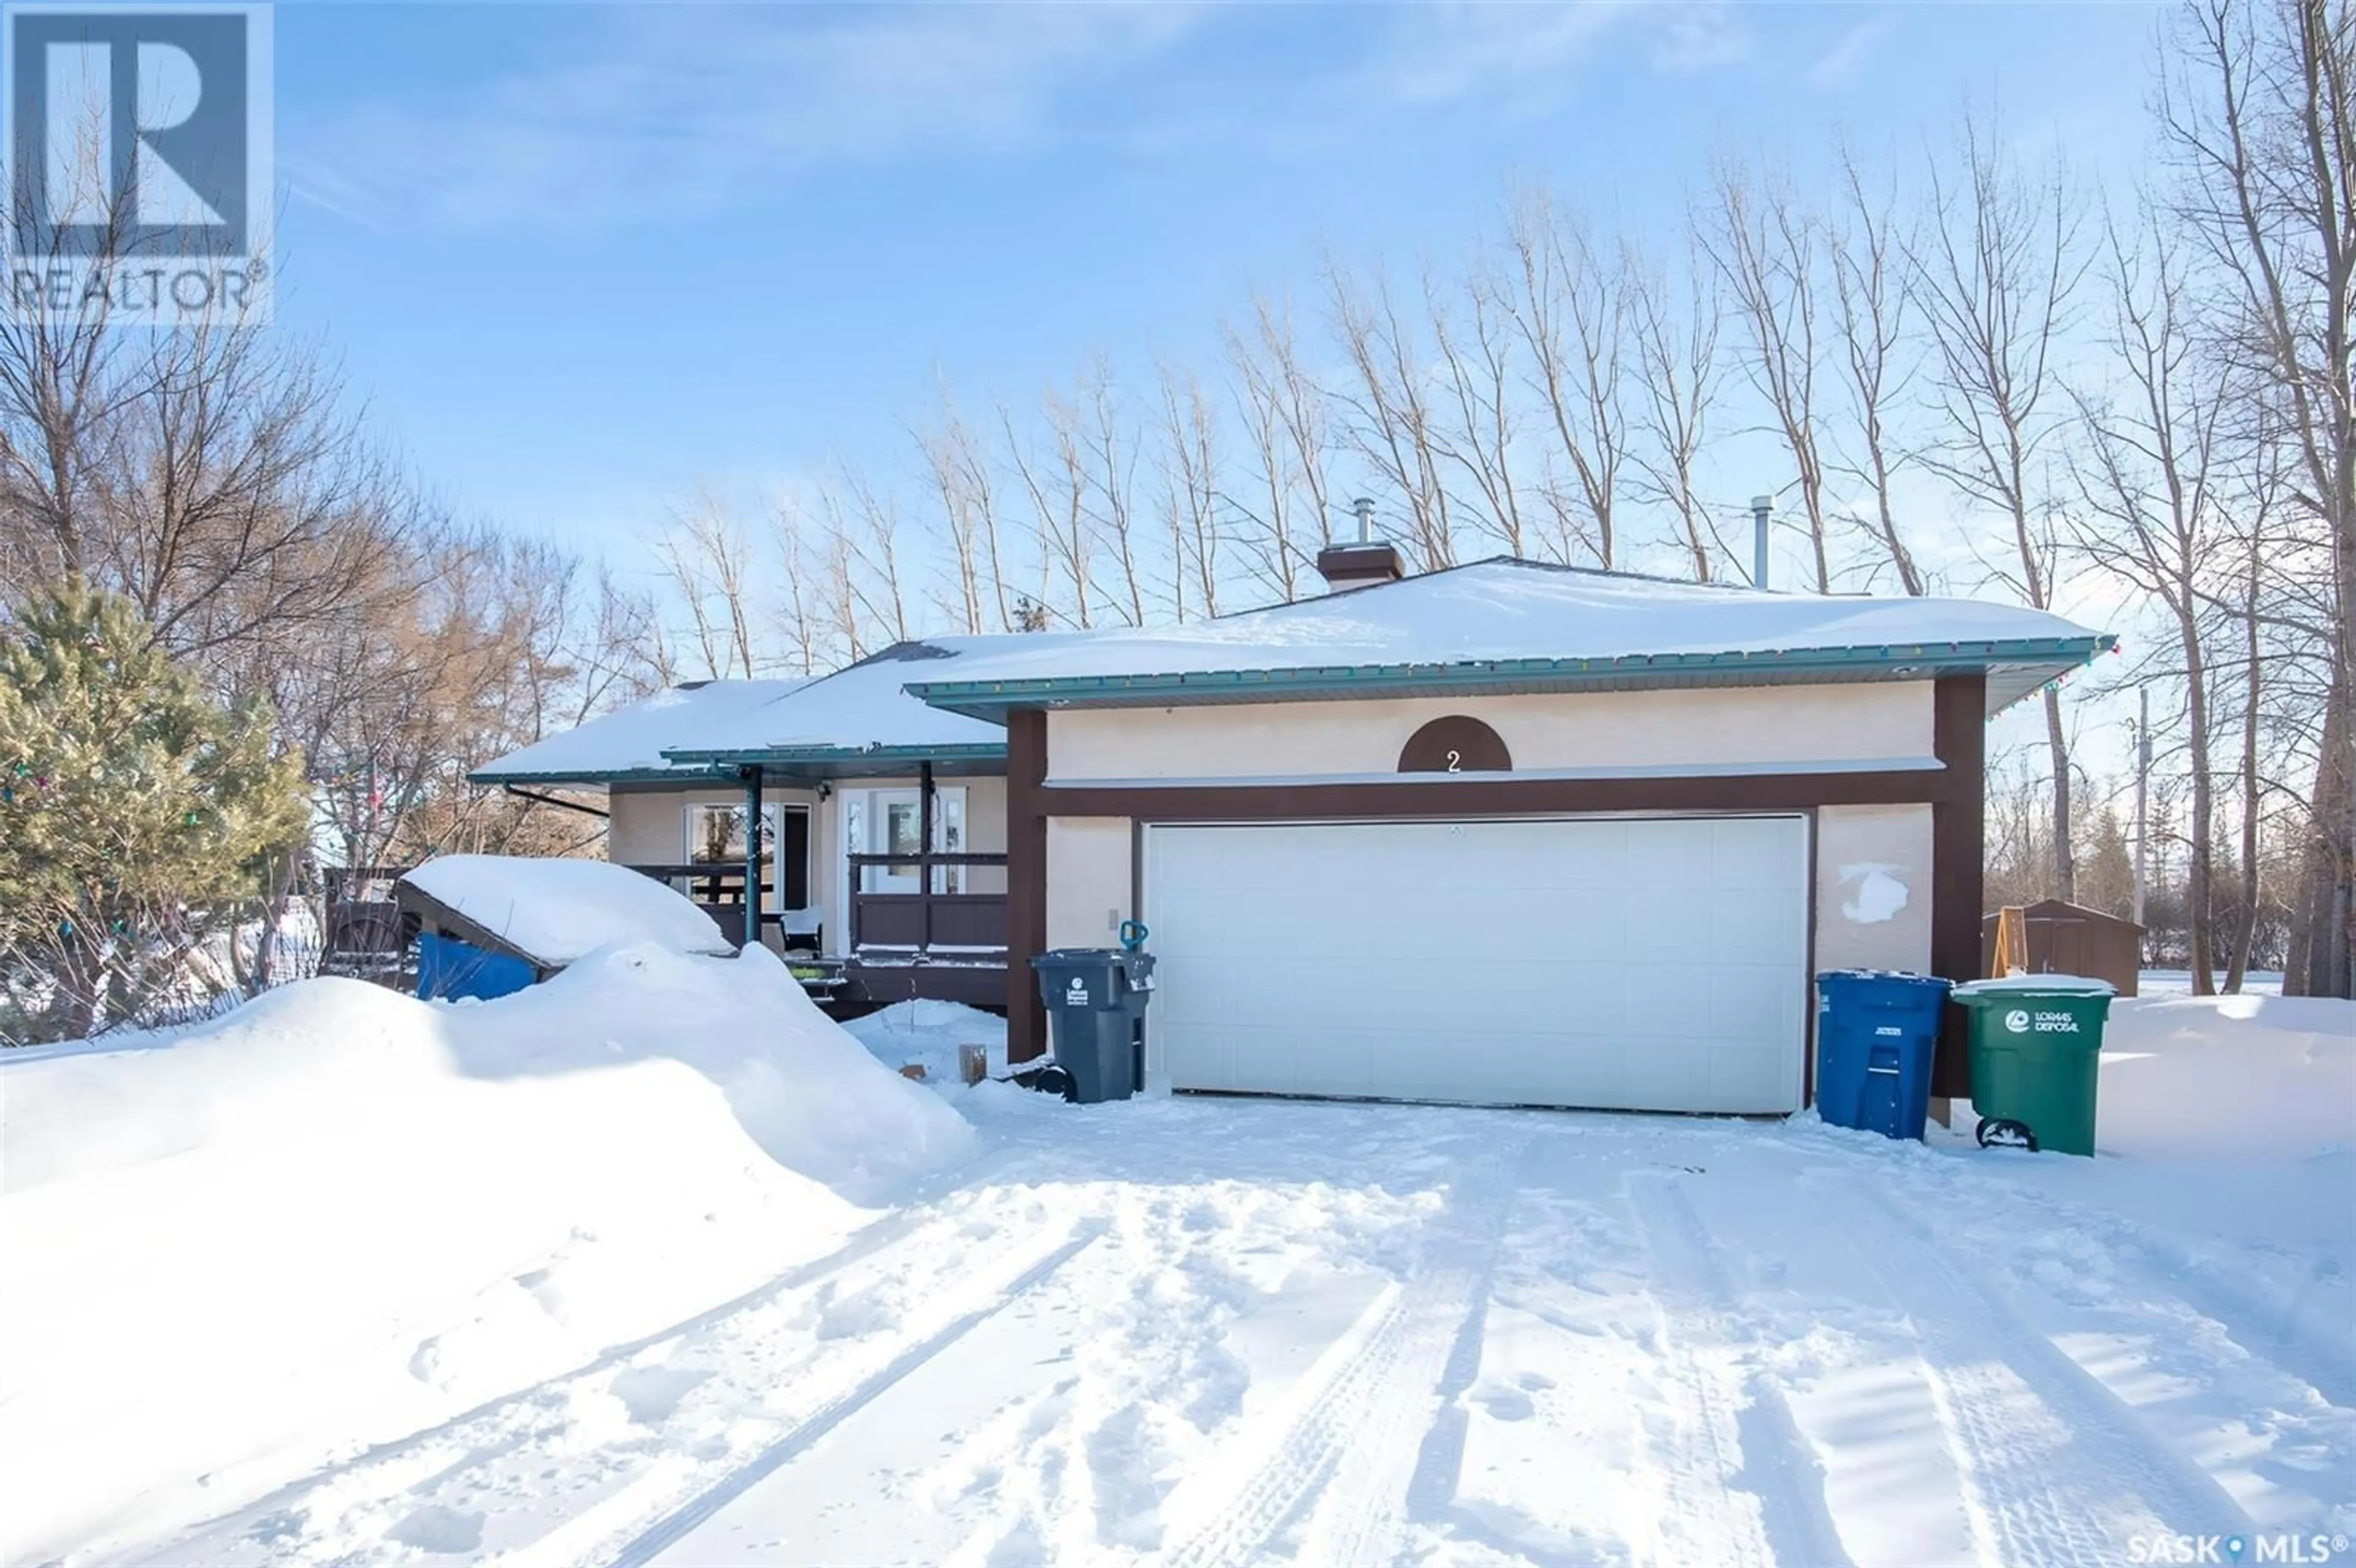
[1981,899,2144,996]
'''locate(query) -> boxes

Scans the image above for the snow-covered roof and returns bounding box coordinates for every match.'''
[471,680,812,785]
[471,644,1011,786]
[655,641,1008,766]
[398,856,736,964]
[906,559,2112,718]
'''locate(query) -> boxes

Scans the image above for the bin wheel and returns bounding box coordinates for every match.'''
[1975,1116,2039,1153]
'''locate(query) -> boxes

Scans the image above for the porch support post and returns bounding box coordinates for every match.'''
[1006,709,1048,1062]
[741,764,763,951]
[1928,675,1987,1104]
[918,760,936,951]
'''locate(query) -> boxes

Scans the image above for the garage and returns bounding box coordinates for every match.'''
[1142,815,1811,1113]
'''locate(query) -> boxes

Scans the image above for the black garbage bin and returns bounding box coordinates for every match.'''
[1030,947,1156,1103]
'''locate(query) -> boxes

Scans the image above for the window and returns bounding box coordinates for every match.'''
[847,787,966,894]
[685,802,779,910]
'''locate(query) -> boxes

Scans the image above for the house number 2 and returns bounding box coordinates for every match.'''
[1397,717,1511,775]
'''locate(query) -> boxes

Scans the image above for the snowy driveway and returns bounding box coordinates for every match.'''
[139,1093,2352,1568]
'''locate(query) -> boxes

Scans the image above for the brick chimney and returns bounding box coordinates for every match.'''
[1316,497,1404,591]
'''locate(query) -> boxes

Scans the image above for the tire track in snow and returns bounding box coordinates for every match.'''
[1623,1172,1849,1568]
[1157,1136,1532,1568]
[1932,1174,2355,1414]
[609,1220,1106,1567]
[126,1186,1065,1568]
[1812,1174,2260,1564]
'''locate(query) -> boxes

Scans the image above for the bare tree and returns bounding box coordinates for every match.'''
[2071,213,2231,988]
[1224,294,1333,602]
[1157,362,1222,620]
[1627,238,1728,580]
[1910,115,2088,897]
[1076,361,1148,627]
[772,497,834,675]
[1003,394,1096,628]
[1828,147,1930,594]
[652,490,760,680]
[1429,261,1531,556]
[1502,191,1629,567]
[1705,160,1836,591]
[1328,259,1458,569]
[2164,0,2354,996]
[913,385,1001,634]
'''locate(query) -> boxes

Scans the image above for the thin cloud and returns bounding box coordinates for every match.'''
[284,4,1209,231]
[1652,5,1755,74]
[1807,17,1895,90]
[1371,2,1632,108]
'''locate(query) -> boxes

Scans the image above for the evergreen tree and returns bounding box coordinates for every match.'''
[0,583,307,1041]
[2076,805,2136,921]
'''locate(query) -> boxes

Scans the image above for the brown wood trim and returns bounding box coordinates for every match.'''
[1042,766,1960,822]
[1802,807,1820,1110]
[1930,674,1987,1099]
[1004,709,1049,1062]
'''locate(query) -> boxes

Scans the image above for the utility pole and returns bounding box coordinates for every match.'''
[2133,685,2150,932]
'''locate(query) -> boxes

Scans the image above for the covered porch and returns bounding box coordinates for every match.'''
[617,750,1009,1013]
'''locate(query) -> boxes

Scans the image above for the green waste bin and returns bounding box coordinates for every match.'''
[1951,977,2116,1156]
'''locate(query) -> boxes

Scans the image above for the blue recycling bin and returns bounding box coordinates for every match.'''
[1814,970,1952,1140]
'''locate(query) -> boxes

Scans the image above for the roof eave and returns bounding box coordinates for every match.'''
[655,740,1011,767]
[906,638,2115,719]
[464,764,737,788]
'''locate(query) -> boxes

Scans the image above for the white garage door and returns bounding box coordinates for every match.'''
[1142,815,1810,1113]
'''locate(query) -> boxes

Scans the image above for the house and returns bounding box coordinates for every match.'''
[471,650,1013,1007]
[474,548,2112,1113]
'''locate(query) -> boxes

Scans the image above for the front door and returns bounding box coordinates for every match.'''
[864,790,923,894]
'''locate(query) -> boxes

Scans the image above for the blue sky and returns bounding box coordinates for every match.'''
[268,2,2165,561]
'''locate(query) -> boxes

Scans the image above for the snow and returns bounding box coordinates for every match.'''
[399,855,736,965]
[471,679,810,782]
[906,558,2106,715]
[655,640,1009,760]
[2088,994,2353,1161]
[0,943,974,1562]
[1956,972,2120,996]
[840,997,1023,1086]
[17,984,2352,1567]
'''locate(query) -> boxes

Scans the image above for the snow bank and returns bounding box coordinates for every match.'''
[399,854,734,965]
[842,999,1018,1088]
[0,943,974,1561]
[2093,993,2354,1161]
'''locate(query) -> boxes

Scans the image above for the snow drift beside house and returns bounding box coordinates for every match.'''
[2092,993,2354,1161]
[0,943,975,1562]
[399,855,737,964]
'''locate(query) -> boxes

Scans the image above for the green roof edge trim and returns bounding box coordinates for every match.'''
[903,636,2115,713]
[655,740,1011,766]
[465,764,741,787]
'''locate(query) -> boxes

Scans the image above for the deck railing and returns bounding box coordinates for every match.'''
[845,852,1009,956]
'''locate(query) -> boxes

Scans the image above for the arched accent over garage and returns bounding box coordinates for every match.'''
[1397,715,1512,774]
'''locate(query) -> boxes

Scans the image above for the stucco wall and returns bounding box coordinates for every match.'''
[1045,683,1936,783]
[1046,817,1133,948]
[1812,804,1936,974]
